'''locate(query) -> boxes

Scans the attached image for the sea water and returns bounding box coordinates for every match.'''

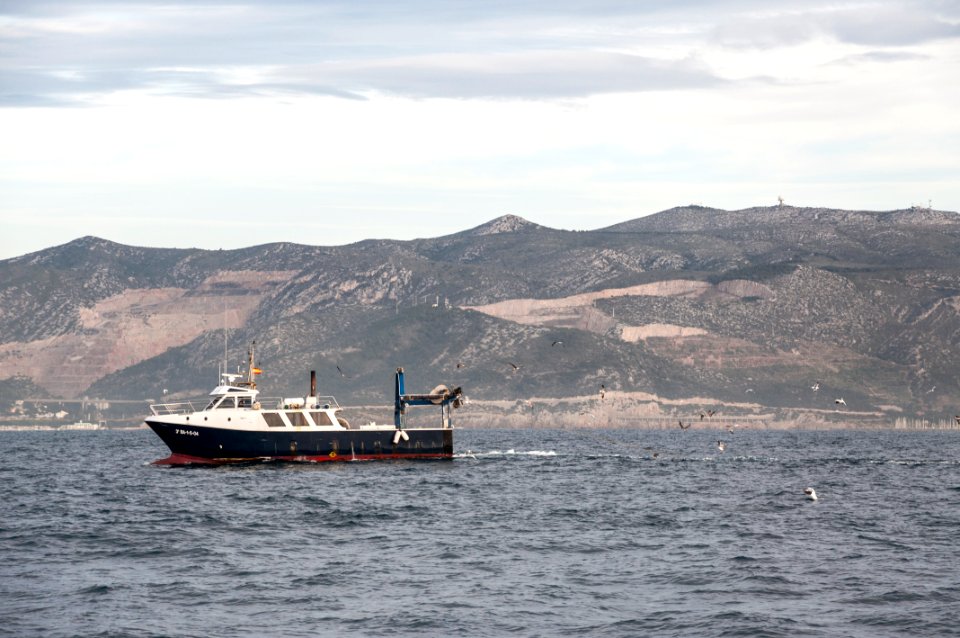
[1,428,958,637]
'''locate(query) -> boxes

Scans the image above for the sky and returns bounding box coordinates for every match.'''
[1,0,958,259]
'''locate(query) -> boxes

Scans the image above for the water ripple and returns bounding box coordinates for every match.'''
[1,428,958,637]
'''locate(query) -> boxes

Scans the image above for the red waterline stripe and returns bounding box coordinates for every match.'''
[152,452,452,465]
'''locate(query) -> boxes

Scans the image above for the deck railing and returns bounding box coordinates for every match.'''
[149,396,342,415]
[149,401,202,416]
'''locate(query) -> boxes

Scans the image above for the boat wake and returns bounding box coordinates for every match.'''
[460,449,557,458]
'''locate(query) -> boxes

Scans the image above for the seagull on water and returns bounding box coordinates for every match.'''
[804,487,818,501]
[835,398,846,406]
[717,440,725,453]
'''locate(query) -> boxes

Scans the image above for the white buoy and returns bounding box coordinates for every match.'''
[393,430,402,445]
[804,487,818,501]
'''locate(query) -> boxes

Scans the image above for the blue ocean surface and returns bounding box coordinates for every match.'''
[1,427,959,637]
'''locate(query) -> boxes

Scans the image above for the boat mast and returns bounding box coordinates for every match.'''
[222,301,228,378]
[245,341,257,389]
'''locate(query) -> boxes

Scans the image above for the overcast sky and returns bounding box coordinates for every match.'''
[1,0,958,259]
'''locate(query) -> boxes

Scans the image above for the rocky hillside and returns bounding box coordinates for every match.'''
[3,206,960,426]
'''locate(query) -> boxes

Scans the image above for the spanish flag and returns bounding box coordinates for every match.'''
[252,367,263,375]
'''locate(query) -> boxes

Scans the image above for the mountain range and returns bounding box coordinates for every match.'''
[3,204,959,428]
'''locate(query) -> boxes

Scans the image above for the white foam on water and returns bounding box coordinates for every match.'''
[470,449,557,457]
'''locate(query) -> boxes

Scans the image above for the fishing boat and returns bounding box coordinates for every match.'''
[146,344,464,464]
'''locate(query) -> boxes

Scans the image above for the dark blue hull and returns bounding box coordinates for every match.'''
[146,419,453,464]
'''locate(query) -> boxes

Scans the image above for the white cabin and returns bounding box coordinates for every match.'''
[149,374,360,431]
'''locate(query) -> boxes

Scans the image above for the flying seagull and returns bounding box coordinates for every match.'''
[599,384,605,401]
[551,340,564,347]
[336,365,351,378]
[717,440,725,453]
[678,420,691,430]
[811,382,820,392]
[507,362,520,373]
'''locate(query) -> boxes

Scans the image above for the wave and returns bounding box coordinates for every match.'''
[5,427,959,638]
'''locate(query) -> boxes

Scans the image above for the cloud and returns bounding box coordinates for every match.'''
[821,5,960,46]
[712,3,960,49]
[3,1,955,106]
[275,51,726,100]
[1,0,735,107]
[0,68,145,106]
[828,50,931,66]
[0,52,728,106]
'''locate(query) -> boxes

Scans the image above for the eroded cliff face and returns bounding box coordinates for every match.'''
[0,271,294,397]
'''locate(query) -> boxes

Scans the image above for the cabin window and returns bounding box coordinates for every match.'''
[286,411,309,427]
[238,397,252,408]
[217,397,237,409]
[310,411,334,426]
[262,413,286,428]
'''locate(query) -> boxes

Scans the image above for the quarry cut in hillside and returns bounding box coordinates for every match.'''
[462,279,769,340]
[0,270,294,398]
